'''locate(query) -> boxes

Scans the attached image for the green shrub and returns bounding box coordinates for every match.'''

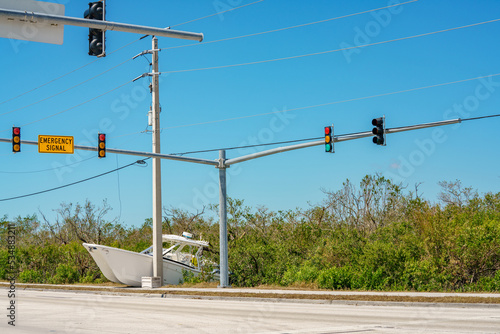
[317,266,354,290]
[18,269,43,283]
[181,269,201,284]
[281,263,320,286]
[0,249,9,280]
[356,266,386,290]
[476,270,500,291]
[50,264,79,284]
[280,267,297,286]
[1,182,499,291]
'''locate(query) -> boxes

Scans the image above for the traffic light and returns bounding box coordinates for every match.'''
[372,117,386,146]
[98,133,106,158]
[324,125,334,153]
[84,1,105,57]
[12,127,20,153]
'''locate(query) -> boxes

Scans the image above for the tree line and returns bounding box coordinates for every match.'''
[1,174,499,291]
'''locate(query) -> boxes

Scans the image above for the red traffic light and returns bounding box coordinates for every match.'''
[324,126,334,153]
[12,127,21,153]
[98,133,106,158]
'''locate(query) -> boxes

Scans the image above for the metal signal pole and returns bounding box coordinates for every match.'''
[151,36,163,284]
[218,150,229,287]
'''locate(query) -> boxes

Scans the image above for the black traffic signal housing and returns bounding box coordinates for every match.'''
[84,1,105,57]
[324,125,334,153]
[12,127,20,153]
[98,133,106,158]
[372,117,386,146]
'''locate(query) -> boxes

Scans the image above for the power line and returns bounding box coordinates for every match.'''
[115,155,123,222]
[0,58,134,117]
[159,18,500,75]
[160,0,418,51]
[0,79,134,134]
[0,159,149,202]
[111,71,500,138]
[0,156,96,174]
[462,114,500,122]
[0,1,262,107]
[171,137,323,156]
[154,72,500,131]
[168,113,500,156]
[170,0,265,28]
[0,39,141,107]
[2,114,498,202]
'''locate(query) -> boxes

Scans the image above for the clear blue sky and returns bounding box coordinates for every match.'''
[1,0,499,227]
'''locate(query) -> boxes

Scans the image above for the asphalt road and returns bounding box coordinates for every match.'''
[2,289,500,333]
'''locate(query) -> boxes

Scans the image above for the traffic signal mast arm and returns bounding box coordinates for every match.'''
[225,118,462,166]
[0,8,204,41]
[337,117,461,142]
[0,137,217,166]
[0,118,461,166]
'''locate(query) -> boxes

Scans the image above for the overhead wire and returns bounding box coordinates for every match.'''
[0,0,264,107]
[0,57,134,117]
[159,17,500,75]
[2,114,498,202]
[170,137,323,156]
[0,39,142,107]
[115,154,123,222]
[3,4,496,138]
[0,79,134,134]
[160,0,418,51]
[0,158,149,202]
[152,72,500,131]
[165,113,500,155]
[22,80,134,127]
[110,71,500,138]
[461,114,500,122]
[0,156,96,174]
[169,0,266,28]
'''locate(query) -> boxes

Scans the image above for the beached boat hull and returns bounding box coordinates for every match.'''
[83,243,216,286]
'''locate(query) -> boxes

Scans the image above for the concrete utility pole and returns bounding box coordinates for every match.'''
[151,36,163,284]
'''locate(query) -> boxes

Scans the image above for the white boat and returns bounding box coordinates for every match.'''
[83,232,219,286]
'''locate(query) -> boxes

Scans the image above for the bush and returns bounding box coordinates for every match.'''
[317,266,355,290]
[281,263,320,286]
[476,270,500,291]
[50,264,79,284]
[1,179,499,291]
[356,266,387,290]
[18,269,43,283]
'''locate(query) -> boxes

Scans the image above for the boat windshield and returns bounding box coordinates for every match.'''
[139,243,196,256]
[139,246,152,254]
